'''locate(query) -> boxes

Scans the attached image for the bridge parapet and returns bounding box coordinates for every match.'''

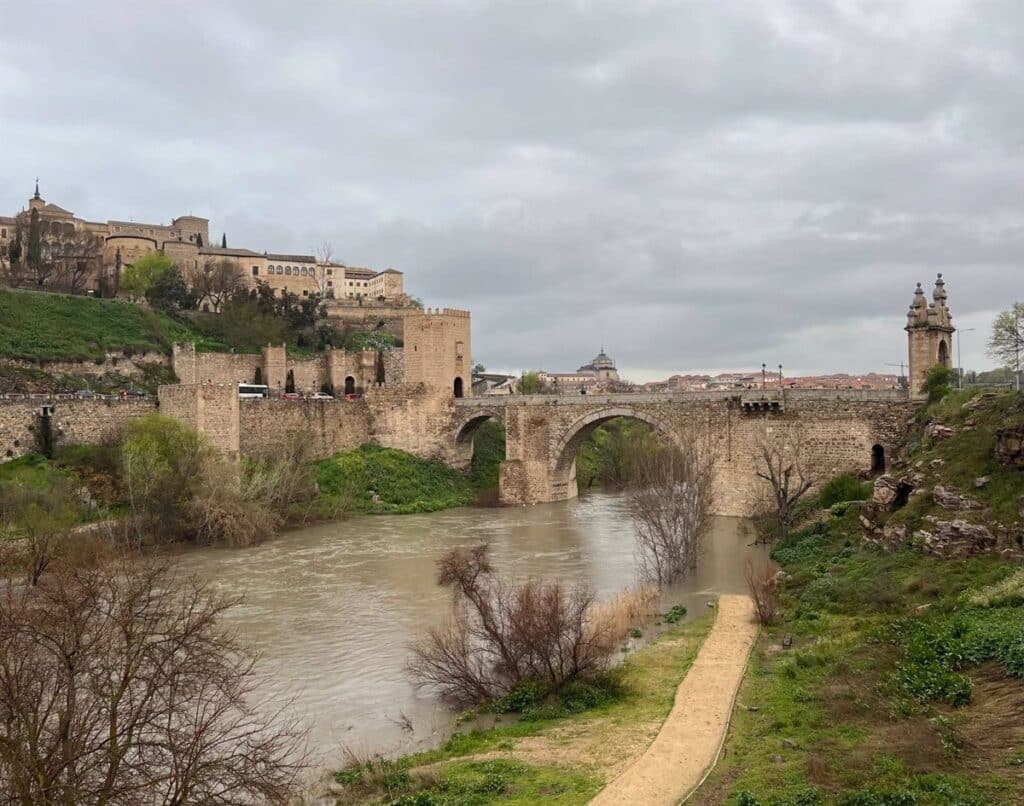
[457,388,909,408]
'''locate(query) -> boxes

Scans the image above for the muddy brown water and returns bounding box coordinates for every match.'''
[172,492,767,766]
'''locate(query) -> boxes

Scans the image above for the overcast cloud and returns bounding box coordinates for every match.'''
[1,1,1021,380]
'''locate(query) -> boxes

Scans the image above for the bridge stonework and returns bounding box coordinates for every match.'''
[451,390,914,517]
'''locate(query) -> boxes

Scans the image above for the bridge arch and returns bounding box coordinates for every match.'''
[550,406,680,487]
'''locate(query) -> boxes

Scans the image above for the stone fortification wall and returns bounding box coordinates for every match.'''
[0,397,156,460]
[172,343,401,395]
[238,399,372,459]
[323,301,410,339]
[158,384,239,459]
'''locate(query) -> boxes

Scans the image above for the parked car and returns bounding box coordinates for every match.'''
[344,393,362,402]
[308,392,334,400]
[282,392,302,401]
[74,389,97,399]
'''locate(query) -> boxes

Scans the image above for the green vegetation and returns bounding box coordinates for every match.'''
[519,371,542,394]
[696,392,1024,806]
[120,252,175,298]
[470,419,506,491]
[333,615,714,804]
[0,287,197,360]
[817,473,872,509]
[576,416,661,490]
[315,444,475,514]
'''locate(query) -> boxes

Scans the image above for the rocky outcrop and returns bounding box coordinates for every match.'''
[915,519,997,558]
[924,422,955,441]
[872,474,915,510]
[932,485,984,511]
[995,425,1024,467]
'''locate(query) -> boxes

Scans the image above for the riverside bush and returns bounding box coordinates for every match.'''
[819,472,872,509]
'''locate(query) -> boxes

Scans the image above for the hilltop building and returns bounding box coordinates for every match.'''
[537,348,621,392]
[0,182,404,301]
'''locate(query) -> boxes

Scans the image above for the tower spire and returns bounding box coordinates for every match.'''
[33,178,40,199]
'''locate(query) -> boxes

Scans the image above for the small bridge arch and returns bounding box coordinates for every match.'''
[452,407,508,469]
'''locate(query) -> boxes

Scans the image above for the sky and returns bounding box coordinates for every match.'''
[1,1,1021,382]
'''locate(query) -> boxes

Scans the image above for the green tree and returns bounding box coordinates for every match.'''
[987,302,1024,390]
[921,363,955,404]
[8,223,23,267]
[120,251,174,299]
[519,371,542,394]
[146,265,194,311]
[195,232,204,247]
[221,232,227,248]
[472,363,486,375]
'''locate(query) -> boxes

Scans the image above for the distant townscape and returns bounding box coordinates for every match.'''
[0,182,406,305]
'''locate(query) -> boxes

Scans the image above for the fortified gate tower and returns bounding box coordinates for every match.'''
[906,273,955,399]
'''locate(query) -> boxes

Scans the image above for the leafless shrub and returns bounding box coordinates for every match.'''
[628,430,716,586]
[242,429,320,518]
[408,545,621,707]
[0,477,84,585]
[755,422,815,542]
[0,554,309,803]
[745,558,781,625]
[586,584,660,645]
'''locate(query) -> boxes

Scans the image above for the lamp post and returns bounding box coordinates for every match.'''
[761,363,766,392]
[957,328,976,390]
[778,364,783,390]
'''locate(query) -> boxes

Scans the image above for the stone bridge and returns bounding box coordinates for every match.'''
[449,389,914,516]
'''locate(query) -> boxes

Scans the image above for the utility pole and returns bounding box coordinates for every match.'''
[956,328,976,390]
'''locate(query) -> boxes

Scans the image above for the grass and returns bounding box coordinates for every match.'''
[332,614,715,804]
[0,287,199,361]
[469,419,506,492]
[693,515,1024,805]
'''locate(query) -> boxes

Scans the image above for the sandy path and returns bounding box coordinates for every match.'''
[590,594,757,806]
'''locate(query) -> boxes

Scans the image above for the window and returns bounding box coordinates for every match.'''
[285,266,292,275]
[326,268,332,276]
[302,290,308,296]
[251,266,259,276]
[327,280,333,287]
[1,228,6,238]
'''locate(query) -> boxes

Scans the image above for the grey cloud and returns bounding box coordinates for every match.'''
[1,0,1021,379]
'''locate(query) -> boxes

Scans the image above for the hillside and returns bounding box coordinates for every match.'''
[0,288,196,361]
[696,389,1024,805]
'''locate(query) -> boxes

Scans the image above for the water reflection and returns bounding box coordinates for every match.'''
[173,492,767,764]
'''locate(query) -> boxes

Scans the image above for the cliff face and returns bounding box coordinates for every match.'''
[860,390,1024,559]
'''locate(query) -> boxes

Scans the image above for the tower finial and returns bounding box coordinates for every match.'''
[33,178,40,199]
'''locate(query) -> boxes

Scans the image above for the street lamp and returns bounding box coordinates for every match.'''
[957,328,976,390]
[761,363,766,392]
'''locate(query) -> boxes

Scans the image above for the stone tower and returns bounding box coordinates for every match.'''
[906,273,954,399]
[403,308,472,398]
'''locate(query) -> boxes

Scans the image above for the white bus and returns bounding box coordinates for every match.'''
[238,383,270,399]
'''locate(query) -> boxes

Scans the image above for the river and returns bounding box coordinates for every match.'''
[173,492,767,766]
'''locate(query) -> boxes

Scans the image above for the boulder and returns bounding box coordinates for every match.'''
[872,475,915,510]
[974,476,990,488]
[916,520,998,558]
[932,485,983,511]
[995,426,1024,467]
[925,423,956,441]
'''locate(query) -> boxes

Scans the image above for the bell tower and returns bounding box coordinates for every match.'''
[905,273,955,399]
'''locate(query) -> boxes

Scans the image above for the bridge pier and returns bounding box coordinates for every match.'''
[498,459,578,506]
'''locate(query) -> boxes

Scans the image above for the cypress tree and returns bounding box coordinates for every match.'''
[26,209,42,277]
[195,232,204,247]
[221,233,227,249]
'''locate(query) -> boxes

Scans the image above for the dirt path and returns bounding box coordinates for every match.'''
[590,594,758,806]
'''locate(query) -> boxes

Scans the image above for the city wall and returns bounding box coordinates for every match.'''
[0,396,156,460]
[1,351,170,380]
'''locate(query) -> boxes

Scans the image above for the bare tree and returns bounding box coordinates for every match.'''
[190,258,243,311]
[313,241,336,298]
[0,478,83,586]
[0,555,309,803]
[755,422,814,542]
[628,431,716,586]
[51,229,105,294]
[409,545,620,707]
[745,558,781,625]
